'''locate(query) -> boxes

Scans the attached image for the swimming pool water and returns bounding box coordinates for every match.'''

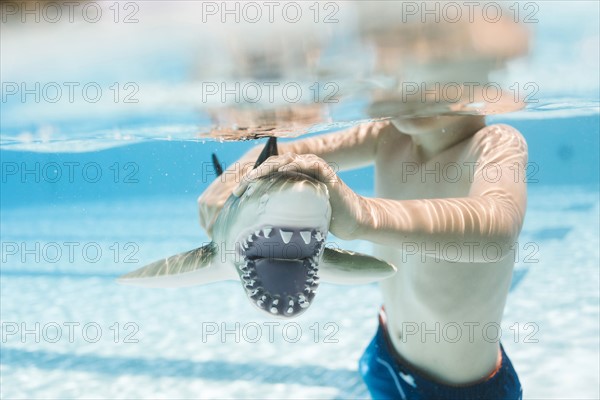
[1,182,598,399]
[1,1,599,398]
[1,114,599,399]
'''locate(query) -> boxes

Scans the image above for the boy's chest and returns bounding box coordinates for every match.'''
[374,135,475,200]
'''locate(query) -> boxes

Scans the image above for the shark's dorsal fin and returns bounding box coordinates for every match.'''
[211,153,223,177]
[211,136,279,177]
[210,137,276,179]
[117,243,237,288]
[318,247,397,284]
[254,137,278,169]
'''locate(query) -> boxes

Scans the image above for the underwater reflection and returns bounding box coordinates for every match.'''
[195,1,530,139]
[206,103,329,140]
[2,1,533,145]
[358,1,530,120]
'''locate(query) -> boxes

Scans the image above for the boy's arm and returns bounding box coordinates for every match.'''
[199,121,384,236]
[279,121,386,171]
[237,124,527,263]
[355,125,528,262]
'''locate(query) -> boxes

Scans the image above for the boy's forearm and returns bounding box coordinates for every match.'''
[278,122,384,171]
[354,195,524,263]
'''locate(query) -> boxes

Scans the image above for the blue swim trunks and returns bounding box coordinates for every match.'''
[359,312,522,400]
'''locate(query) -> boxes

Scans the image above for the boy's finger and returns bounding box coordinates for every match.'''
[233,154,297,197]
[279,159,326,180]
[233,167,260,197]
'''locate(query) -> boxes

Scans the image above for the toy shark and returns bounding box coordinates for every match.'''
[118,138,396,318]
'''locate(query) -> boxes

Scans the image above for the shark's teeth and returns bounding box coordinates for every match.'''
[262,227,273,238]
[298,297,310,309]
[270,298,280,314]
[307,278,319,289]
[299,231,312,244]
[245,280,257,289]
[284,297,295,315]
[238,227,328,317]
[280,230,293,244]
[256,294,270,309]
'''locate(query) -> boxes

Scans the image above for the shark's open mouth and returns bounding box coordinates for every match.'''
[238,227,325,317]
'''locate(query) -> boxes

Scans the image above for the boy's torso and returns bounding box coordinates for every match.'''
[372,123,515,385]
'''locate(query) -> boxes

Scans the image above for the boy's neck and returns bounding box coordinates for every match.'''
[394,116,486,161]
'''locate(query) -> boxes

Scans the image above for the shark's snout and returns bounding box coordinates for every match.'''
[237,227,325,317]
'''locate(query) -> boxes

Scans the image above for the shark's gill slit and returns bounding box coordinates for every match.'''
[238,226,325,316]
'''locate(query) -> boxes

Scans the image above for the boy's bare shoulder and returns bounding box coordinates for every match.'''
[469,123,528,157]
[472,123,526,142]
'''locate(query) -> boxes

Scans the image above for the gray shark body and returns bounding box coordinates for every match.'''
[119,140,396,318]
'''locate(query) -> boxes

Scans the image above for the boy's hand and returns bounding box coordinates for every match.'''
[233,153,364,240]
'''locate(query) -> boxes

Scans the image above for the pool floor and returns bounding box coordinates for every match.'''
[1,185,598,399]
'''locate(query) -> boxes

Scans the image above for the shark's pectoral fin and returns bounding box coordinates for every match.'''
[117,243,236,288]
[318,247,397,284]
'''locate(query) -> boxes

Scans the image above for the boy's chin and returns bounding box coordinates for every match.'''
[391,115,483,136]
[391,116,444,135]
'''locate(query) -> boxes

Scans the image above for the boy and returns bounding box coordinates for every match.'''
[198,113,527,399]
